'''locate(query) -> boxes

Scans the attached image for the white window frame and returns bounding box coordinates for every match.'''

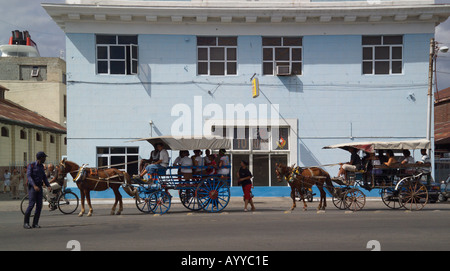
[96,35,138,75]
[262,37,303,76]
[197,36,238,76]
[362,35,403,75]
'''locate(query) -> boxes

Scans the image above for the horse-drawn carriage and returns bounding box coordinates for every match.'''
[323,139,432,211]
[132,136,232,215]
[57,136,231,216]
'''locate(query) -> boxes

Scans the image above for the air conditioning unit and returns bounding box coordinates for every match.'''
[31,66,40,77]
[276,65,291,76]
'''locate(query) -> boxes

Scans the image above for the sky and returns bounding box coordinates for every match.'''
[0,0,449,90]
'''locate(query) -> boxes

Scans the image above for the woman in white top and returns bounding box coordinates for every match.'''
[192,150,204,174]
[217,149,230,176]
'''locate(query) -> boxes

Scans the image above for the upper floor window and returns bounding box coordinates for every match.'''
[197,37,237,76]
[96,35,138,75]
[262,37,302,76]
[362,35,403,75]
[1,127,9,137]
[20,130,27,140]
[36,132,42,142]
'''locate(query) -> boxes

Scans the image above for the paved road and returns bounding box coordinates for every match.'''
[1,196,449,251]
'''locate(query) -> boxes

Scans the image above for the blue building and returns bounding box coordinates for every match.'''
[44,0,450,196]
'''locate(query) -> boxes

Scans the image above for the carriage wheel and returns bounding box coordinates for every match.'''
[149,190,171,215]
[135,188,154,214]
[398,180,428,211]
[179,189,202,211]
[344,188,366,211]
[196,178,230,213]
[381,187,403,209]
[332,188,348,210]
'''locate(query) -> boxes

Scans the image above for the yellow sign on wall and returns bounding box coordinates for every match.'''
[252,78,259,98]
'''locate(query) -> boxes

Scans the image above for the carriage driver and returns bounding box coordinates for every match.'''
[140,143,169,178]
[336,147,361,181]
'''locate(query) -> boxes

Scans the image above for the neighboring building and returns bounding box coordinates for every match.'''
[0,30,67,127]
[0,57,67,127]
[43,0,450,195]
[0,85,66,172]
[435,86,450,182]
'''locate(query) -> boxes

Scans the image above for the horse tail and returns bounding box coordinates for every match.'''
[317,168,336,195]
[121,172,138,198]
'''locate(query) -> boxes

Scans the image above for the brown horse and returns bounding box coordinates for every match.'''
[59,159,138,217]
[275,163,335,211]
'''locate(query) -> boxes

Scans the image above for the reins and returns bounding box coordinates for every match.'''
[60,160,137,187]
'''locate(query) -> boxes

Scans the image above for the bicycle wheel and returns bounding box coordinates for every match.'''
[57,191,79,214]
[20,195,31,216]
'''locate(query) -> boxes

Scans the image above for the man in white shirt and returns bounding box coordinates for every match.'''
[140,143,169,177]
[174,151,193,174]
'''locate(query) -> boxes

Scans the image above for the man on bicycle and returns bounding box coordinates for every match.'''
[45,164,65,211]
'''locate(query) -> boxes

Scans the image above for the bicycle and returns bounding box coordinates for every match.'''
[20,188,79,215]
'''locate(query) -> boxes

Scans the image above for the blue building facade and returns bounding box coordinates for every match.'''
[44,0,450,197]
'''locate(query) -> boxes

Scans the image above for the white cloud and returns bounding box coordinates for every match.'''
[0,0,66,57]
[436,18,450,90]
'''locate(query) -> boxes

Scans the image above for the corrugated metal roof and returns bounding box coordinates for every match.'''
[0,98,66,134]
[435,87,450,146]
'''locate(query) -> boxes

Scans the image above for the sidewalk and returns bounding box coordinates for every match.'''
[0,189,383,213]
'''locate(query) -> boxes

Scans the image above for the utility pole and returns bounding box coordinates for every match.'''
[426,38,435,145]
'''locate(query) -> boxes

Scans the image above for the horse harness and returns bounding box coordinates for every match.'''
[74,164,125,190]
[288,166,324,188]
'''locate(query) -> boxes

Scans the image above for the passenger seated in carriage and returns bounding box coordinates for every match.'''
[401,150,414,164]
[204,149,217,175]
[384,150,398,167]
[217,149,230,177]
[192,150,204,176]
[418,149,430,164]
[173,150,193,181]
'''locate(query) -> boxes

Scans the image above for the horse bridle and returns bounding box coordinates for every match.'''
[275,165,290,183]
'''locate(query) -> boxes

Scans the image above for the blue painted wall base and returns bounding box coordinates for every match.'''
[66,186,381,199]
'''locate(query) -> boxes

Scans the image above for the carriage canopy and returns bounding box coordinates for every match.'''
[134,136,231,151]
[322,139,431,153]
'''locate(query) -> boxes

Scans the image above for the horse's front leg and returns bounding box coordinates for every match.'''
[299,190,308,211]
[86,191,93,217]
[290,188,296,211]
[78,189,85,217]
